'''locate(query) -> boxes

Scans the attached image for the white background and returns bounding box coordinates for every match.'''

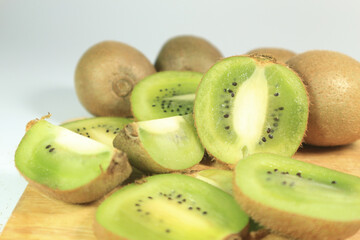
[1,0,360,233]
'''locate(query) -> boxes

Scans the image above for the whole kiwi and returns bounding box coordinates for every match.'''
[247,47,296,63]
[75,41,156,117]
[155,35,223,73]
[287,50,360,146]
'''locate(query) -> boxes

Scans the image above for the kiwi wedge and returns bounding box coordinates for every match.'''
[155,35,223,73]
[131,71,202,121]
[247,48,296,63]
[75,41,156,117]
[61,117,132,146]
[287,50,360,146]
[94,174,249,240]
[15,119,132,203]
[234,153,360,240]
[194,55,308,165]
[113,115,204,173]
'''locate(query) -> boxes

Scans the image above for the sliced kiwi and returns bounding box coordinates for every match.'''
[247,48,296,63]
[15,119,132,203]
[94,174,249,240]
[113,115,204,173]
[155,35,223,73]
[61,117,132,146]
[193,169,233,195]
[234,153,360,240]
[131,71,202,121]
[75,41,156,117]
[194,55,309,165]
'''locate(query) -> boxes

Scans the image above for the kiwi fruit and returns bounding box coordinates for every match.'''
[233,153,360,240]
[287,50,360,146]
[193,169,233,195]
[94,174,249,240]
[194,55,309,165]
[75,41,156,117]
[131,71,202,121]
[15,119,132,203]
[61,117,132,146]
[113,114,204,173]
[155,35,223,73]
[247,48,296,63]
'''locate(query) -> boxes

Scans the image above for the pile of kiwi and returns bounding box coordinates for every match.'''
[14,35,360,240]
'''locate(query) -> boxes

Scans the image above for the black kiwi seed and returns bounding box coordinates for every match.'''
[274,93,279,96]
[268,134,273,139]
[274,169,278,172]
[49,148,55,153]
[231,93,235,97]
[262,137,266,142]
[168,197,172,200]
[296,172,302,177]
[152,105,156,107]
[225,126,230,130]
[202,211,208,215]
[188,207,193,210]
[186,107,190,111]
[177,109,180,112]
[176,194,182,198]
[273,123,279,127]
[182,199,186,202]
[135,203,140,206]
[228,89,233,93]
[106,129,109,133]
[148,196,153,199]
[267,171,272,174]
[196,207,201,211]
[331,181,337,184]
[224,114,229,118]
[137,209,142,212]
[171,110,174,112]
[179,105,182,108]
[160,89,163,92]
[223,89,227,92]
[267,128,271,133]
[166,229,171,233]
[76,128,80,132]
[279,107,284,110]
[177,201,182,204]
[232,82,237,86]
[274,117,279,122]
[45,145,51,149]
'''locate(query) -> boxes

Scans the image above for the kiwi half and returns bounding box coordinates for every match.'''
[247,48,296,63]
[94,174,249,240]
[113,115,204,173]
[131,71,202,121]
[75,41,156,117]
[61,117,132,146]
[234,153,360,240]
[155,35,223,73]
[194,55,308,165]
[15,120,132,203]
[287,50,360,146]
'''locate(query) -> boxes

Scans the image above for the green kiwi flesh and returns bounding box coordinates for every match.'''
[234,153,360,240]
[15,120,132,203]
[113,115,204,173]
[194,56,308,165]
[94,174,249,240]
[194,169,233,195]
[131,71,202,121]
[61,117,132,146]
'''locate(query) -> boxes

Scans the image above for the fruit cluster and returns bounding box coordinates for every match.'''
[15,35,360,240]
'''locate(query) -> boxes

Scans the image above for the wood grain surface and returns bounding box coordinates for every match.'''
[1,141,360,240]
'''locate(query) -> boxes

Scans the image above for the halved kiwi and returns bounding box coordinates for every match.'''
[94,174,249,240]
[113,114,204,173]
[61,117,132,146]
[15,119,132,203]
[194,55,309,165]
[234,153,360,240]
[130,71,202,121]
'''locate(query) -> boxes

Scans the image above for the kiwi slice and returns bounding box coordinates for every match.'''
[233,153,360,240]
[193,169,233,195]
[94,174,249,240]
[194,55,308,165]
[15,119,132,203]
[61,117,132,146]
[155,35,223,73]
[113,115,204,173]
[131,71,202,121]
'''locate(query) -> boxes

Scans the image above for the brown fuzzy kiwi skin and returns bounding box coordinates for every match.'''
[75,41,156,117]
[193,55,309,167]
[247,48,296,63]
[155,35,223,73]
[287,50,360,146]
[18,149,132,204]
[233,182,360,240]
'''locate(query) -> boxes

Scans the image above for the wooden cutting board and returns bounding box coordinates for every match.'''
[1,141,360,240]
